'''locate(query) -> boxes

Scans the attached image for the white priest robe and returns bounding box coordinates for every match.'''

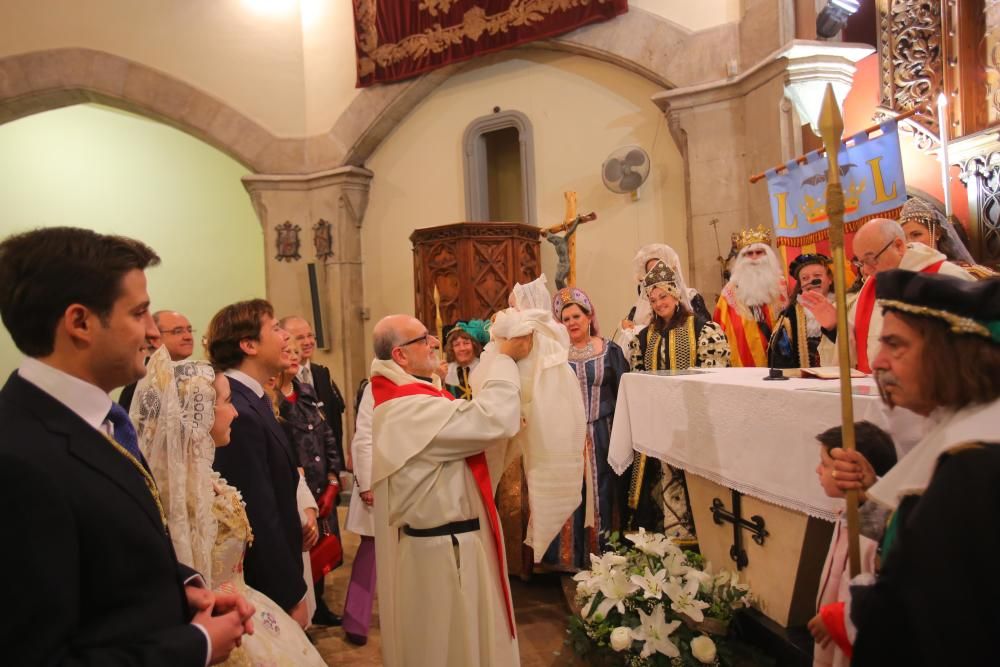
[819,243,972,369]
[370,357,522,667]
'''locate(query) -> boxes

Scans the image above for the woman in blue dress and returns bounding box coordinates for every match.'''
[544,286,629,571]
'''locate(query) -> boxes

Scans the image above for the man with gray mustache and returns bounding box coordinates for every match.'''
[830,270,1000,665]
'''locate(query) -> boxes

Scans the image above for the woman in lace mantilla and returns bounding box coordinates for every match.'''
[132,346,325,667]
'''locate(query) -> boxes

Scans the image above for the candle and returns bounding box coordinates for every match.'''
[937,93,953,217]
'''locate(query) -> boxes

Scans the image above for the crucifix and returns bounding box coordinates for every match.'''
[540,191,597,289]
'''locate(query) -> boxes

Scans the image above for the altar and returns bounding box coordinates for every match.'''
[608,368,885,627]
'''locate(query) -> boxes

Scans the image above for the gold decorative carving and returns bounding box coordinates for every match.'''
[876,0,943,150]
[355,0,616,78]
[986,1,1000,125]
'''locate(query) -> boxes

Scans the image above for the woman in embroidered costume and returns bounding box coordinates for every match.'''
[132,346,326,667]
[769,253,835,369]
[438,319,490,399]
[630,259,730,544]
[898,195,997,279]
[545,286,629,571]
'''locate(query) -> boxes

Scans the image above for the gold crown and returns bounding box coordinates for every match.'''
[732,225,772,251]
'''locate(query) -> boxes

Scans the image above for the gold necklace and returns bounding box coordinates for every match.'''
[103,435,168,531]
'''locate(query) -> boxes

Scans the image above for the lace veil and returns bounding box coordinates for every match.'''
[131,346,219,586]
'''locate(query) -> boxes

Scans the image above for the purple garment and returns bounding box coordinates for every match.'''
[342,536,376,637]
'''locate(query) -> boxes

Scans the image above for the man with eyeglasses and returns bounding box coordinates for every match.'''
[807,217,972,373]
[155,310,195,361]
[368,313,532,666]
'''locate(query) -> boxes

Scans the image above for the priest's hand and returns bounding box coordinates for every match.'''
[498,334,533,361]
[799,290,837,329]
[360,490,374,506]
[829,447,877,494]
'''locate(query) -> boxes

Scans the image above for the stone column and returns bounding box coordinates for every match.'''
[654,40,870,300]
[655,58,793,301]
[243,166,373,433]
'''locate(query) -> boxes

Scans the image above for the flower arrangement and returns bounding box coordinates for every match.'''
[569,529,754,666]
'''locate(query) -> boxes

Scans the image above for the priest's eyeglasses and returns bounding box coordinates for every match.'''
[162,326,195,336]
[858,239,894,268]
[396,331,436,348]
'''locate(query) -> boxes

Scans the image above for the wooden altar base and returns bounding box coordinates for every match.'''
[686,474,834,628]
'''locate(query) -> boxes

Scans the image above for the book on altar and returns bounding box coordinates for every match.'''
[799,366,868,379]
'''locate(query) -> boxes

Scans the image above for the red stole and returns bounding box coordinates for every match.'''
[854,260,944,373]
[370,375,516,639]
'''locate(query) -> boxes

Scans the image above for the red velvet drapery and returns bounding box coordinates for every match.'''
[353,0,629,88]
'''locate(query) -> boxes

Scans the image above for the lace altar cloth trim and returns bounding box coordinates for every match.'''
[608,368,885,523]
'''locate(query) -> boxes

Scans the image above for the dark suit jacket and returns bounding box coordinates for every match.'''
[118,380,138,413]
[309,362,346,465]
[213,377,306,611]
[0,372,206,666]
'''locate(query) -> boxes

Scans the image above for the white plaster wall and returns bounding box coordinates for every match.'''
[0,104,265,377]
[630,0,741,31]
[361,50,687,356]
[1,0,742,141]
[0,0,309,136]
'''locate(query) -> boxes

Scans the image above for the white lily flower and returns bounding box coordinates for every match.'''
[630,567,669,600]
[585,569,640,619]
[664,575,710,623]
[624,527,671,557]
[588,551,628,577]
[572,569,602,598]
[631,605,681,658]
[684,567,713,593]
[663,550,690,577]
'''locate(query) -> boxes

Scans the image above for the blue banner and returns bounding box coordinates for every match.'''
[764,120,906,246]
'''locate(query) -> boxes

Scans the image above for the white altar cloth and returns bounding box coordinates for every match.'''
[608,368,884,522]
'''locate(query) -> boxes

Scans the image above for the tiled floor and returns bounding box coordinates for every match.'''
[310,508,585,666]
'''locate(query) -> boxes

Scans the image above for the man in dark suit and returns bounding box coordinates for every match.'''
[207,300,311,627]
[280,315,347,466]
[0,227,250,665]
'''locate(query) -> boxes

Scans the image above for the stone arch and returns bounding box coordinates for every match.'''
[0,48,297,173]
[332,7,736,168]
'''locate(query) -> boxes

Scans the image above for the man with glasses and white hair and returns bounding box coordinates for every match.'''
[368,313,532,666]
[805,217,972,372]
[154,310,195,361]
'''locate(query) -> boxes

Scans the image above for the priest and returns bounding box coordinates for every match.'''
[811,217,972,372]
[368,313,532,667]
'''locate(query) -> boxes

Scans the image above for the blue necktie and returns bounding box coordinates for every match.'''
[106,402,144,464]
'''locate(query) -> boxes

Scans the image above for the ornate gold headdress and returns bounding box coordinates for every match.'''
[642,259,681,300]
[732,225,772,251]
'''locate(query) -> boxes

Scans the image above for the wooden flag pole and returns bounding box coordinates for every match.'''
[818,83,862,577]
[433,285,445,362]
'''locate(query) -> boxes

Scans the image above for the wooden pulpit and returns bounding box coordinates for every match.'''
[410,222,541,327]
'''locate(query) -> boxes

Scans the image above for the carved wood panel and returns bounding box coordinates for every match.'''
[959,152,1000,265]
[876,0,944,148]
[411,222,541,329]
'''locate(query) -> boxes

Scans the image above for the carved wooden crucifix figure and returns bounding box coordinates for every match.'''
[540,191,597,289]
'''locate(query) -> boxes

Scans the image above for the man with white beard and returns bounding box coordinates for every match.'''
[768,253,835,368]
[713,225,787,367]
